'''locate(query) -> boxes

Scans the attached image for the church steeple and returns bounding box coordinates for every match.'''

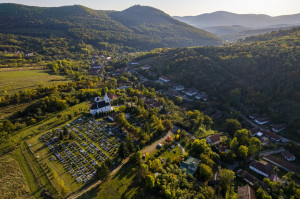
[104,93,110,103]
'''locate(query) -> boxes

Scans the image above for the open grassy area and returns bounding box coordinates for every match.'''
[0,68,72,95]
[78,163,141,199]
[0,154,31,199]
[0,100,36,119]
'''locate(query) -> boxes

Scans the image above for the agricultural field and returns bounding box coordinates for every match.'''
[27,115,125,194]
[0,67,72,95]
[0,154,31,199]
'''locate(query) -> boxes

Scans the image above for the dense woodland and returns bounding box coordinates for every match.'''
[0,4,222,52]
[135,28,300,124]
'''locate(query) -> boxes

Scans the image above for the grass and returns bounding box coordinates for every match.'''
[78,163,141,199]
[159,145,182,160]
[0,153,32,199]
[0,68,72,95]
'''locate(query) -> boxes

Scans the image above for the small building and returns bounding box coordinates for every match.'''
[249,160,274,177]
[206,134,221,145]
[108,94,118,101]
[238,185,256,199]
[182,88,198,97]
[281,150,296,161]
[173,84,185,91]
[90,93,112,115]
[179,156,201,176]
[254,117,270,125]
[261,130,282,142]
[195,92,208,101]
[272,123,287,133]
[141,64,152,70]
[159,76,170,83]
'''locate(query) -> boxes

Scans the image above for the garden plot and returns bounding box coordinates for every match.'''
[38,116,124,185]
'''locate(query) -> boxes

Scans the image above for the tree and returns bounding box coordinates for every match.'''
[203,115,213,128]
[234,129,249,146]
[130,151,142,166]
[96,163,110,181]
[118,141,129,159]
[163,119,173,131]
[218,169,236,193]
[191,139,210,155]
[136,163,148,182]
[225,119,242,135]
[248,137,262,155]
[230,137,239,151]
[145,175,155,189]
[237,145,248,159]
[198,163,213,182]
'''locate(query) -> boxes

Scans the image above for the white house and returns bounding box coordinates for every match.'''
[141,64,152,70]
[173,84,185,91]
[159,76,170,83]
[254,117,270,125]
[182,88,198,97]
[90,93,112,115]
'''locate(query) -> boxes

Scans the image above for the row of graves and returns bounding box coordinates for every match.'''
[39,116,125,184]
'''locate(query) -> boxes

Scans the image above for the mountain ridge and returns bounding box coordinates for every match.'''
[0,3,223,50]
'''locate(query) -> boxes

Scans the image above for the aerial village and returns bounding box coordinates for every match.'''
[25,55,300,199]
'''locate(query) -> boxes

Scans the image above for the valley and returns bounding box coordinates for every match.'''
[0,2,299,199]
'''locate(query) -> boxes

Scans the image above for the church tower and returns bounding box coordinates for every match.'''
[104,93,110,103]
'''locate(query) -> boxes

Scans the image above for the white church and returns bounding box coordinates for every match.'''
[90,93,113,115]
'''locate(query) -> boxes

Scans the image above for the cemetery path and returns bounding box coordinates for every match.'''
[68,131,172,199]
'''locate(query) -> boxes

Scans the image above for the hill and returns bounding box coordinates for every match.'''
[0,4,223,51]
[134,27,300,123]
[174,11,300,41]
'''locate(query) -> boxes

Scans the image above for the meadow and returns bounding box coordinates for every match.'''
[0,68,71,95]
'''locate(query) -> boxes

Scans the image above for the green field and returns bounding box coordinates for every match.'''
[0,154,31,199]
[0,68,71,95]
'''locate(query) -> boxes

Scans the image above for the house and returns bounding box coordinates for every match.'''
[182,88,198,97]
[249,113,259,120]
[179,156,201,176]
[238,185,256,199]
[269,174,282,182]
[261,130,282,142]
[206,134,221,145]
[89,67,101,75]
[250,127,262,137]
[106,57,112,61]
[159,76,170,83]
[130,62,139,65]
[236,169,269,191]
[249,160,274,177]
[281,150,296,161]
[272,123,287,133]
[108,94,118,101]
[195,92,208,101]
[173,84,185,91]
[25,52,34,57]
[254,117,270,125]
[90,93,113,115]
[141,64,152,70]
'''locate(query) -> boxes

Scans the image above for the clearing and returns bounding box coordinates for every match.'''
[0,67,71,95]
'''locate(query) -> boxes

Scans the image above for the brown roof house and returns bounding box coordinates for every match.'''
[272,123,287,133]
[249,160,274,177]
[238,185,256,199]
[206,134,221,145]
[281,150,296,161]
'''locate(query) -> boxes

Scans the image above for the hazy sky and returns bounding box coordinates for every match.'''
[0,0,299,16]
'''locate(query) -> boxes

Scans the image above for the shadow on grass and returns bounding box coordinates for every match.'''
[77,185,101,199]
[112,162,134,181]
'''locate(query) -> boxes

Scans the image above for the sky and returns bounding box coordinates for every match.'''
[0,0,299,16]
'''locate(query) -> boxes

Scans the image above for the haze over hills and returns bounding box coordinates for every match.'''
[174,11,300,41]
[0,3,223,51]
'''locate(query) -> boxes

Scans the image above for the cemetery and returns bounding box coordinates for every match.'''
[28,115,125,190]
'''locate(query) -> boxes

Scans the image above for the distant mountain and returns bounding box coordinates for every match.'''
[0,4,223,51]
[174,11,300,41]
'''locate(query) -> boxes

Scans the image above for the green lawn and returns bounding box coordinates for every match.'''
[159,145,182,160]
[0,68,71,95]
[78,163,141,199]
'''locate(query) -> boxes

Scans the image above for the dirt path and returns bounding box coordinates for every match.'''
[141,131,172,154]
[67,131,172,199]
